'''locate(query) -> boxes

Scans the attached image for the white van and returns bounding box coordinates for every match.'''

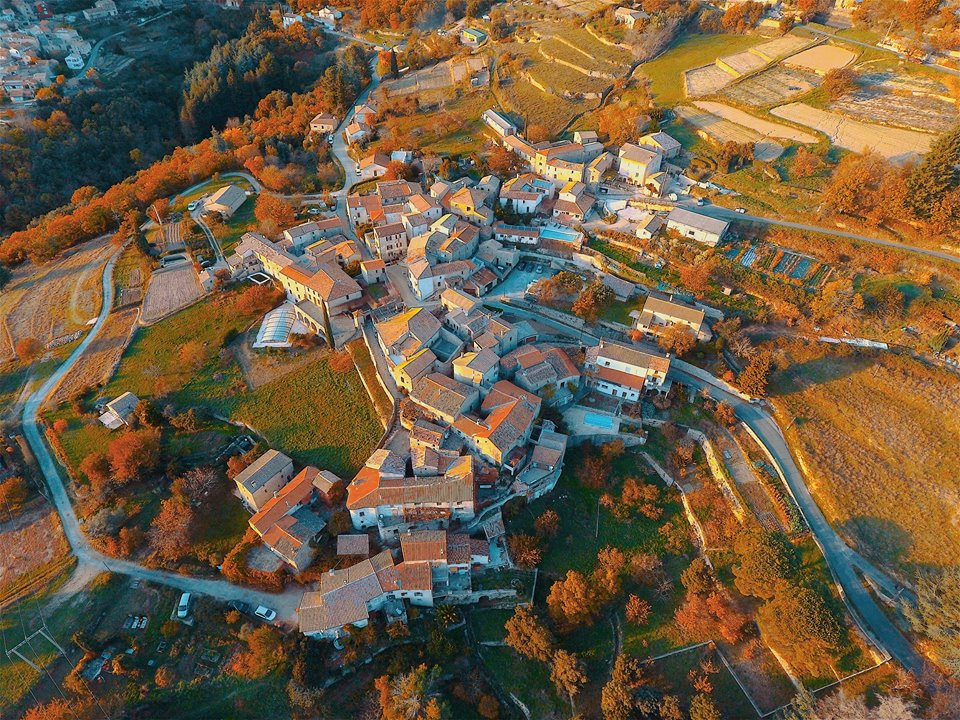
[177,593,192,618]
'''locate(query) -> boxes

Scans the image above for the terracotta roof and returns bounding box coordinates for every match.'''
[347,455,475,510]
[249,466,322,536]
[396,561,433,591]
[337,534,370,556]
[411,373,477,420]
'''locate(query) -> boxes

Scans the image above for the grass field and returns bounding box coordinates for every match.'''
[638,32,764,106]
[375,90,496,157]
[83,292,381,476]
[770,344,960,580]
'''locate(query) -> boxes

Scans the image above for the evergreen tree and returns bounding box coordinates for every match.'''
[905,126,960,218]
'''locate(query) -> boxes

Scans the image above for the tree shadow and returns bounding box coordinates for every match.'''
[768,351,879,398]
[839,516,913,571]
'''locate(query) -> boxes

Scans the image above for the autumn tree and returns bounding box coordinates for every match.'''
[254,194,296,235]
[576,451,610,490]
[657,324,696,357]
[0,476,30,514]
[601,654,649,720]
[689,693,722,720]
[231,625,284,680]
[791,146,821,179]
[149,494,196,560]
[547,570,598,629]
[621,477,662,520]
[737,351,773,397]
[551,650,587,705]
[504,605,555,662]
[508,533,542,568]
[107,427,161,484]
[681,557,714,596]
[80,452,113,496]
[572,281,614,322]
[535,509,560,538]
[625,594,651,626]
[15,337,43,361]
[593,546,626,600]
[487,145,525,177]
[823,67,858,100]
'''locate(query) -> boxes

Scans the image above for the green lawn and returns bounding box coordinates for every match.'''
[637,32,764,106]
[480,646,567,719]
[218,201,256,255]
[647,645,758,719]
[98,292,379,476]
[509,448,687,577]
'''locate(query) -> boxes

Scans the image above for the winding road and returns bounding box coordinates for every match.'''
[21,247,302,622]
[487,301,928,676]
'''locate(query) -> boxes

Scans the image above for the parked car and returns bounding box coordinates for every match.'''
[177,593,192,619]
[187,201,200,211]
[734,207,746,214]
[230,600,252,615]
[307,207,321,215]
[255,605,277,621]
[327,135,334,144]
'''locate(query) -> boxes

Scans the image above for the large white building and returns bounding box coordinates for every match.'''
[583,339,671,401]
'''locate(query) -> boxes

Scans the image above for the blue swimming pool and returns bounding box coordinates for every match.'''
[540,226,581,243]
[584,412,616,430]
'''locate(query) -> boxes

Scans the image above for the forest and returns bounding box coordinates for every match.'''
[0,6,251,234]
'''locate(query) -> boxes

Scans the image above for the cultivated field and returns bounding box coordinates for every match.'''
[693,101,818,143]
[0,506,71,603]
[684,33,811,98]
[0,238,111,361]
[783,44,855,73]
[675,105,785,160]
[388,55,488,98]
[548,0,616,16]
[723,65,821,107]
[48,307,139,406]
[771,346,960,579]
[771,103,934,163]
[832,90,959,134]
[141,262,203,324]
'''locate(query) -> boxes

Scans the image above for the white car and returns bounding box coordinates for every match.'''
[177,593,191,619]
[327,135,334,144]
[307,207,321,215]
[734,207,747,214]
[254,605,276,621]
[187,201,200,212]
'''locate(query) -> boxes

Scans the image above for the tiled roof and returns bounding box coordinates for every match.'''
[234,450,292,494]
[337,534,370,556]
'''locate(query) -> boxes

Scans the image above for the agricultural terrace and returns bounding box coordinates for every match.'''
[770,344,960,580]
[0,237,111,363]
[640,32,764,106]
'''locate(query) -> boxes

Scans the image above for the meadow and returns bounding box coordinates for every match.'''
[770,343,960,580]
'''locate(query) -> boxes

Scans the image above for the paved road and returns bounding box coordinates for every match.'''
[20,245,301,623]
[672,367,928,676]
[79,10,175,74]
[673,199,960,268]
[490,300,928,675]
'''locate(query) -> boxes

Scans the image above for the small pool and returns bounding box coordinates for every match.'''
[584,412,616,430]
[540,226,582,243]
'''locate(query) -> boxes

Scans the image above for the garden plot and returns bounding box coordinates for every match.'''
[783,44,855,73]
[684,33,811,97]
[141,262,203,324]
[717,49,767,77]
[693,101,817,143]
[548,0,615,16]
[723,65,821,106]
[861,70,950,96]
[771,102,934,164]
[685,63,736,96]
[388,56,488,97]
[832,89,959,134]
[675,105,785,160]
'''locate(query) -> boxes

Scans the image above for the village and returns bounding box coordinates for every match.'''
[140,107,728,643]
